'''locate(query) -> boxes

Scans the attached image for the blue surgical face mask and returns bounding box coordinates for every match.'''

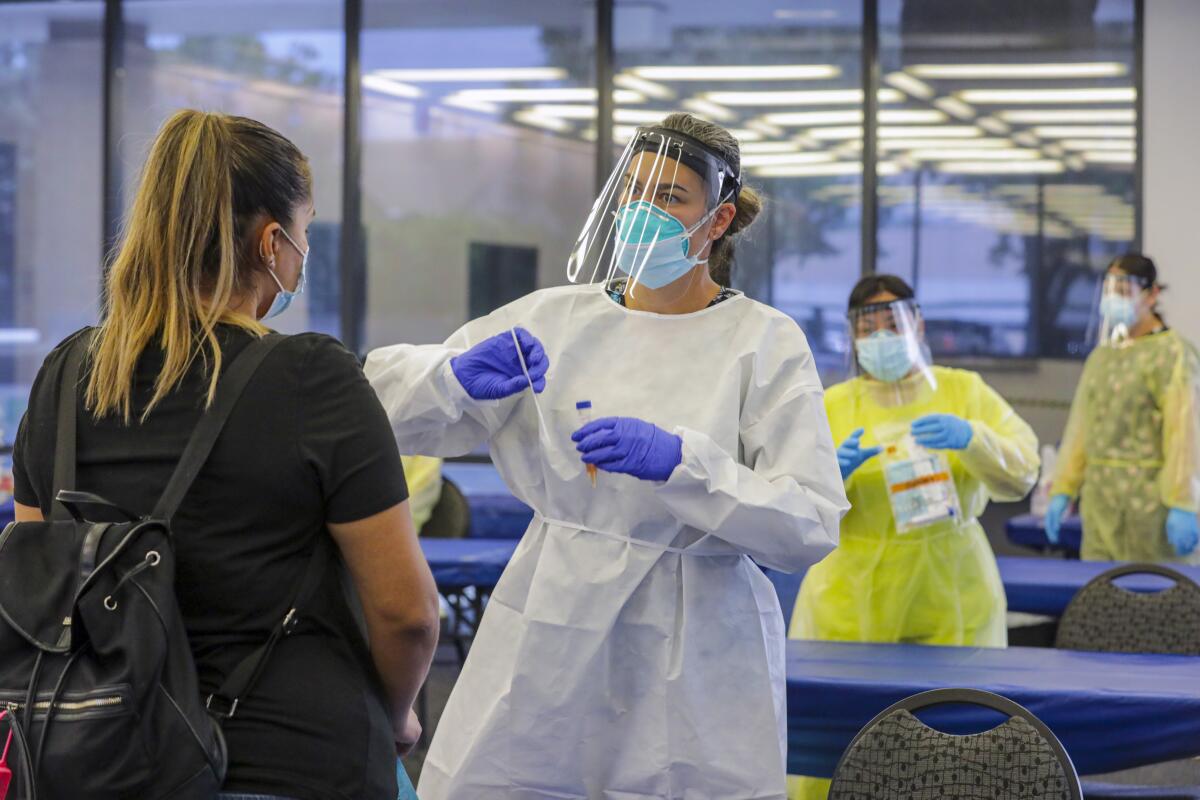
[612,200,714,290]
[263,227,308,320]
[1099,294,1138,328]
[855,330,914,383]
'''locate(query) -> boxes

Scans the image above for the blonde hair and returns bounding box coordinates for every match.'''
[88,110,311,422]
[658,112,765,286]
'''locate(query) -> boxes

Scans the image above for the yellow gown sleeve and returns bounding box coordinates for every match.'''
[401,454,445,533]
[1051,357,1093,499]
[1158,339,1200,513]
[957,374,1041,502]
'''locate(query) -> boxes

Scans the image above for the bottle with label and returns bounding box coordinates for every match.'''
[876,421,962,534]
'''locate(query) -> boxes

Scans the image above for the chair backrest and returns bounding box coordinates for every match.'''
[829,688,1082,800]
[1055,564,1200,655]
[421,478,471,539]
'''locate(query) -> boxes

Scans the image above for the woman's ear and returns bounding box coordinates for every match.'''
[257,220,281,267]
[708,202,737,240]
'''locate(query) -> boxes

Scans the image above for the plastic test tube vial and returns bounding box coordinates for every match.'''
[576,401,596,487]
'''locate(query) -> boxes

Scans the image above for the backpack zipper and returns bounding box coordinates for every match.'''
[0,688,128,719]
[5,696,124,713]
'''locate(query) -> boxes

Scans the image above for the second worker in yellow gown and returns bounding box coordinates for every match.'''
[788,274,1040,800]
[1047,253,1200,564]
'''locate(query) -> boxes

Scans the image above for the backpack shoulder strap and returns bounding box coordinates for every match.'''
[205,534,334,720]
[151,333,286,523]
[50,334,91,521]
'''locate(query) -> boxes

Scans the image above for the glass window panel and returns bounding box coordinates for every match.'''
[120,0,345,337]
[877,0,1137,359]
[0,1,104,450]
[361,1,594,351]
[615,0,863,381]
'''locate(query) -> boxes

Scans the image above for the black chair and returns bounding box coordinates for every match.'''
[829,688,1082,800]
[1055,564,1200,655]
[421,477,470,539]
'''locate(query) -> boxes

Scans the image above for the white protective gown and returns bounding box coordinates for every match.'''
[365,284,847,800]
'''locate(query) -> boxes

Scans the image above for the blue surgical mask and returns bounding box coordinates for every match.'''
[612,200,713,290]
[855,330,914,383]
[1099,294,1138,328]
[263,227,308,320]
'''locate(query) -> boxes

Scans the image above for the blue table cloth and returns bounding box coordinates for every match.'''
[999,556,1200,616]
[1008,512,1083,552]
[442,462,533,539]
[422,536,1200,623]
[786,639,1200,778]
[420,538,518,590]
[1082,784,1200,798]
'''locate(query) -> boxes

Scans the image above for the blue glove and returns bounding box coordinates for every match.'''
[1166,508,1200,557]
[911,414,974,451]
[572,417,683,483]
[450,327,548,401]
[837,428,882,481]
[1045,494,1072,545]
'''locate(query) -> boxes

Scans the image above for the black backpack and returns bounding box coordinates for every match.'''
[0,332,329,799]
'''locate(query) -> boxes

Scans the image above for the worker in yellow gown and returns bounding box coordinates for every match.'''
[401,455,444,533]
[1047,253,1200,563]
[788,274,1040,800]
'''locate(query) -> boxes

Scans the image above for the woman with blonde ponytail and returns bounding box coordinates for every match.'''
[368,113,847,799]
[13,110,437,800]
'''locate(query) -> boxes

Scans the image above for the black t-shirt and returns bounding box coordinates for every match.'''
[13,326,408,800]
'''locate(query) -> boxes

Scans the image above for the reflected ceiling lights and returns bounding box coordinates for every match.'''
[361,75,422,98]
[760,109,945,126]
[959,88,1135,104]
[520,104,672,123]
[740,142,802,153]
[613,74,675,99]
[740,152,837,167]
[1058,139,1135,150]
[936,160,1065,174]
[611,125,763,142]
[907,148,1041,161]
[910,62,1127,79]
[631,65,840,80]
[932,97,976,121]
[681,97,737,121]
[998,109,1135,123]
[448,88,643,103]
[1031,125,1136,138]
[752,162,900,177]
[884,71,935,100]
[807,125,981,141]
[511,110,571,132]
[374,67,567,82]
[878,137,1012,150]
[703,89,903,106]
[1082,151,1136,164]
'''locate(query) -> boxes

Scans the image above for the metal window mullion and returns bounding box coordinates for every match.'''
[340,0,364,354]
[861,0,879,276]
[594,0,614,195]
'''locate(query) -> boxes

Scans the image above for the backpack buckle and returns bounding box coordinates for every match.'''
[206,694,239,720]
[282,608,299,635]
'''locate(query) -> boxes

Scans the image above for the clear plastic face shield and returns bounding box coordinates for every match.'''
[1091,271,1154,347]
[848,298,938,402]
[566,126,741,305]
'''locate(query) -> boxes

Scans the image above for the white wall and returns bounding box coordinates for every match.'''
[1144,0,1200,344]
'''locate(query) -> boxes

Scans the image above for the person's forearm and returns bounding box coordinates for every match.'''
[367,617,439,725]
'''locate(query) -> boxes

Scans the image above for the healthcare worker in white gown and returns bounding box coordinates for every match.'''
[366,114,848,800]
